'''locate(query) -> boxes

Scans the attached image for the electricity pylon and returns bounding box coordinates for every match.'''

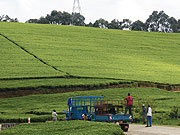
[72,0,82,14]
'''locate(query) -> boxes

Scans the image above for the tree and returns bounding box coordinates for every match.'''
[46,10,63,24]
[2,15,10,22]
[26,19,39,23]
[45,14,54,24]
[145,11,177,33]
[108,19,121,29]
[178,19,180,33]
[10,18,19,22]
[93,18,109,29]
[51,10,58,17]
[120,19,132,30]
[146,11,159,32]
[71,13,85,26]
[0,15,18,22]
[86,22,93,27]
[26,11,72,25]
[61,11,72,25]
[168,17,178,33]
[131,20,146,31]
[38,17,49,24]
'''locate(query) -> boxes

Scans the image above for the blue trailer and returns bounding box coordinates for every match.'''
[66,96,133,132]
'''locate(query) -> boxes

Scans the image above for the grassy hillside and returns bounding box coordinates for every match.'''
[1,22,180,85]
[0,121,124,135]
[1,22,180,134]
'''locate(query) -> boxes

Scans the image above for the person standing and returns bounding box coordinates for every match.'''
[142,104,146,124]
[125,93,133,115]
[146,105,152,127]
[67,98,71,106]
[52,109,58,121]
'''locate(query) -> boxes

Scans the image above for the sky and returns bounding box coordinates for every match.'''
[0,0,180,23]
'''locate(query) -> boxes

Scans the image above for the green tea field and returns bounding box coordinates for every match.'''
[0,22,180,88]
[0,121,124,135]
[0,88,180,124]
[1,22,180,134]
[0,87,180,134]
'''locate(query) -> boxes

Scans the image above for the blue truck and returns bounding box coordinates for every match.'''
[66,96,133,132]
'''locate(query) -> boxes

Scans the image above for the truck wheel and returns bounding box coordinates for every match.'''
[120,124,129,132]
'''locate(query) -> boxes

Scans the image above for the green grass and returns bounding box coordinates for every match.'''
[1,22,180,84]
[0,121,124,135]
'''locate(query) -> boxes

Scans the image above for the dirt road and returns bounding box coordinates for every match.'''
[125,124,180,135]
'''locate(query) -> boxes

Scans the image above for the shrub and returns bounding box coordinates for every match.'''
[169,106,180,119]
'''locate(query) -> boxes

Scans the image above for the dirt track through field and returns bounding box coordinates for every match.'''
[125,124,180,135]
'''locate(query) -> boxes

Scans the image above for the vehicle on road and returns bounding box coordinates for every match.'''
[66,96,133,132]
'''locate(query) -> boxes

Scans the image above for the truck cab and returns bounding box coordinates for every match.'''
[66,105,91,120]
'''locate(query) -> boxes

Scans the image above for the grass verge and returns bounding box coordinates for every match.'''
[0,121,124,135]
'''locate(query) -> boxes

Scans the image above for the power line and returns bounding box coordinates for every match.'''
[72,0,82,14]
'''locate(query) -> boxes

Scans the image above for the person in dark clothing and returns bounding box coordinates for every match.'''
[142,104,146,124]
[125,93,133,115]
[67,98,71,106]
[110,107,116,114]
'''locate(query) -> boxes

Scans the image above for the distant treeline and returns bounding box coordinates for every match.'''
[1,10,180,33]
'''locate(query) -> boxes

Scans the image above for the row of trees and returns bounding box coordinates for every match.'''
[26,10,85,26]
[88,11,180,33]
[1,10,180,33]
[26,10,180,33]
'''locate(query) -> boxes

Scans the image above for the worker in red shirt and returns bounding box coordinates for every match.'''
[125,93,133,115]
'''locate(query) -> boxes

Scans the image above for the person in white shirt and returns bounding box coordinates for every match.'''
[52,109,58,121]
[146,105,152,127]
